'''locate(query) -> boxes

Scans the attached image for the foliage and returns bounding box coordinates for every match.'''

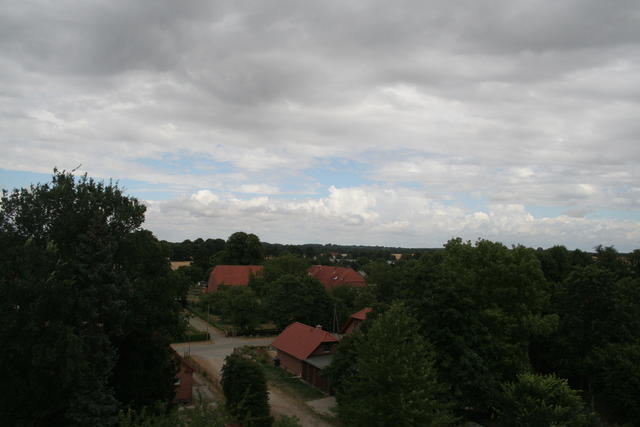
[0,170,187,425]
[118,400,228,427]
[325,330,364,393]
[221,231,264,265]
[495,373,590,427]
[250,254,311,296]
[219,286,263,334]
[221,354,273,427]
[264,274,333,330]
[406,239,552,414]
[262,254,311,283]
[587,342,640,421]
[336,303,455,427]
[330,285,359,328]
[273,415,302,427]
[552,267,640,383]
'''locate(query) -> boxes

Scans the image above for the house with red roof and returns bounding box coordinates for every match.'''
[341,307,372,334]
[271,322,339,393]
[307,265,366,291]
[206,264,366,293]
[206,265,264,293]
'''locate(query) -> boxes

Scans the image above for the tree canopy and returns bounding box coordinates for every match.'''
[0,170,187,425]
[334,303,455,426]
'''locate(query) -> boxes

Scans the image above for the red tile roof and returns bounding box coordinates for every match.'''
[351,307,373,321]
[307,265,366,290]
[340,307,372,334]
[206,265,264,293]
[271,322,338,360]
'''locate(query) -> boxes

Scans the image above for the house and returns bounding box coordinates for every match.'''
[307,265,366,291]
[172,349,195,404]
[205,265,263,293]
[341,307,372,334]
[271,322,339,393]
[206,264,366,293]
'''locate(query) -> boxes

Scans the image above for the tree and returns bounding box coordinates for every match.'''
[335,304,455,427]
[495,373,590,427]
[0,170,186,425]
[406,239,552,415]
[264,274,332,330]
[250,254,311,296]
[551,267,640,423]
[221,354,272,427]
[222,232,264,265]
[219,286,263,334]
[587,342,640,421]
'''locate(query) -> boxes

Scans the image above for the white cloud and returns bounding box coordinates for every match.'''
[144,186,640,251]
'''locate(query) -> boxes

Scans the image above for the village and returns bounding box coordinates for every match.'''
[171,262,375,426]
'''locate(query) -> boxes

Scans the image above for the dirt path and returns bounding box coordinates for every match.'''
[269,386,334,427]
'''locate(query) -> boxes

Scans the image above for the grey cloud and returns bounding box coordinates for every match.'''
[1,0,639,247]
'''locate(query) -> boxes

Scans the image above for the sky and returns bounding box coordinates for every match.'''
[1,0,639,251]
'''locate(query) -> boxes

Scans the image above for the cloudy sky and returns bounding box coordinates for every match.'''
[1,0,639,250]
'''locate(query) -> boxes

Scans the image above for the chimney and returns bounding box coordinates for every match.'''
[315,325,322,329]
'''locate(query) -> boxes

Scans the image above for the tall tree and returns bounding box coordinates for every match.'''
[0,170,186,425]
[551,266,640,423]
[406,239,552,415]
[221,354,272,427]
[335,303,455,426]
[222,232,264,265]
[219,286,263,334]
[264,274,332,329]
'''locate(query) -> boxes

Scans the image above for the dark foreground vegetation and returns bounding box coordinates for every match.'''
[0,171,190,425]
[326,241,640,426]
[2,170,639,426]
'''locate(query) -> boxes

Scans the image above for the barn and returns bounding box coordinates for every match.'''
[271,322,339,394]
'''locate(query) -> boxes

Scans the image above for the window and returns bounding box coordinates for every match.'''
[323,343,333,352]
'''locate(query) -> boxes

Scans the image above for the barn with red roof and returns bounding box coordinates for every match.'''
[271,322,339,393]
[307,265,366,291]
[206,265,263,293]
[341,307,372,334]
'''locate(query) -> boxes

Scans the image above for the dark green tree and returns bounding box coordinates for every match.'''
[222,232,264,265]
[336,303,455,426]
[221,354,272,427]
[219,286,263,334]
[264,274,332,329]
[0,170,186,425]
[261,254,310,282]
[325,330,365,394]
[535,245,571,283]
[250,254,311,296]
[587,342,640,421]
[406,239,552,415]
[628,249,640,278]
[551,267,640,423]
[495,373,590,427]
